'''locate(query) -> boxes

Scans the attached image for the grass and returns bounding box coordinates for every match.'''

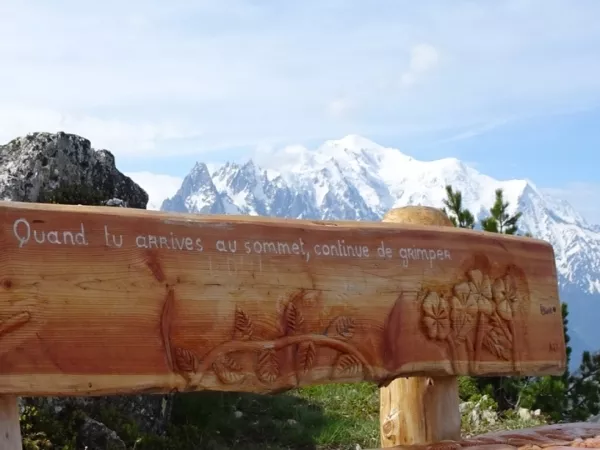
[147,383,381,450]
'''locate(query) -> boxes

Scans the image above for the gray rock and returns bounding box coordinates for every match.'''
[77,417,126,450]
[0,131,148,208]
[23,394,173,437]
[103,198,128,207]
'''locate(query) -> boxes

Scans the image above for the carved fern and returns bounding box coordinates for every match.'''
[174,347,198,373]
[213,354,245,384]
[257,348,280,383]
[233,307,253,340]
[326,316,355,340]
[483,329,511,361]
[332,353,362,378]
[283,302,304,335]
[296,341,317,374]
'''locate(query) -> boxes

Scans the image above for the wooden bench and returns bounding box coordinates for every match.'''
[0,200,574,449]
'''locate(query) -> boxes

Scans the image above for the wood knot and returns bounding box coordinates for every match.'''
[2,279,12,289]
[382,409,400,440]
[382,419,395,439]
[146,253,166,283]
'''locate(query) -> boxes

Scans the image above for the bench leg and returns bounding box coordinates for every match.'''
[380,376,461,446]
[0,395,22,450]
[379,206,461,447]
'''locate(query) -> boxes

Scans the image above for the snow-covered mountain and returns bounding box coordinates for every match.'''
[161,134,600,369]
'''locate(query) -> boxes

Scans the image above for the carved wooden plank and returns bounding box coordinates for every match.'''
[0,201,565,396]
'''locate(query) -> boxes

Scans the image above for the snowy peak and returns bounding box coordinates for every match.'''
[322,134,383,151]
[161,136,598,290]
[317,134,413,174]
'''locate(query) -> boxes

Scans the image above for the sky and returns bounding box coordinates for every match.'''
[1,0,599,223]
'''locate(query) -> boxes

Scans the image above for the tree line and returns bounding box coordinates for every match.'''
[442,185,600,421]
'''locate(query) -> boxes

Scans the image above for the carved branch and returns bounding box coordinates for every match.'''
[181,333,373,386]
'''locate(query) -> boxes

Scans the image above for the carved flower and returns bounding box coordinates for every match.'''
[467,270,494,316]
[492,275,519,321]
[451,282,478,339]
[422,291,451,340]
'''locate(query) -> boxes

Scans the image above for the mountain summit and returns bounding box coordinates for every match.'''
[161,135,600,367]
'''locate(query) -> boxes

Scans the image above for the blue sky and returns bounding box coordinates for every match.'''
[1,0,599,222]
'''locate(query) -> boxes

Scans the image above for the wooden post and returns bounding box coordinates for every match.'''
[379,206,461,447]
[0,396,21,450]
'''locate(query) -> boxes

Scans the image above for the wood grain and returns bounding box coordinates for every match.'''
[380,206,461,448]
[0,396,21,449]
[366,421,600,450]
[0,201,565,396]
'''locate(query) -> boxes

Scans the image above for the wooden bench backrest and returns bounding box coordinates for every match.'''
[0,200,565,397]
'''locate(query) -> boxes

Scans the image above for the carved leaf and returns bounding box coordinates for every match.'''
[489,312,513,344]
[297,341,317,374]
[174,347,197,373]
[213,354,245,385]
[233,307,253,340]
[326,316,355,340]
[332,354,363,379]
[482,329,511,361]
[283,302,304,335]
[256,348,280,383]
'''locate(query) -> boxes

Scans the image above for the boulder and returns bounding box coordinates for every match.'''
[0,131,148,208]
[77,417,127,450]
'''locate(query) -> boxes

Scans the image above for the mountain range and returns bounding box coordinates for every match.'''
[159,134,600,370]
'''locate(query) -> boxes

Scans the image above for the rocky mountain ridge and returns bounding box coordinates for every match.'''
[160,134,600,368]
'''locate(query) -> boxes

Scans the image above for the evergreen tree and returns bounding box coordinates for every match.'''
[442,185,475,228]
[567,350,600,420]
[480,188,523,235]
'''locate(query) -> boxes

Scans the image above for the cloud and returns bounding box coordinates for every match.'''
[326,97,356,118]
[437,119,512,143]
[0,1,599,156]
[125,171,183,210]
[0,107,202,156]
[400,43,440,87]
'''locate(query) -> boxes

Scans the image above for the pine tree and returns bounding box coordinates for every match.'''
[567,351,600,420]
[442,185,475,228]
[480,188,523,235]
